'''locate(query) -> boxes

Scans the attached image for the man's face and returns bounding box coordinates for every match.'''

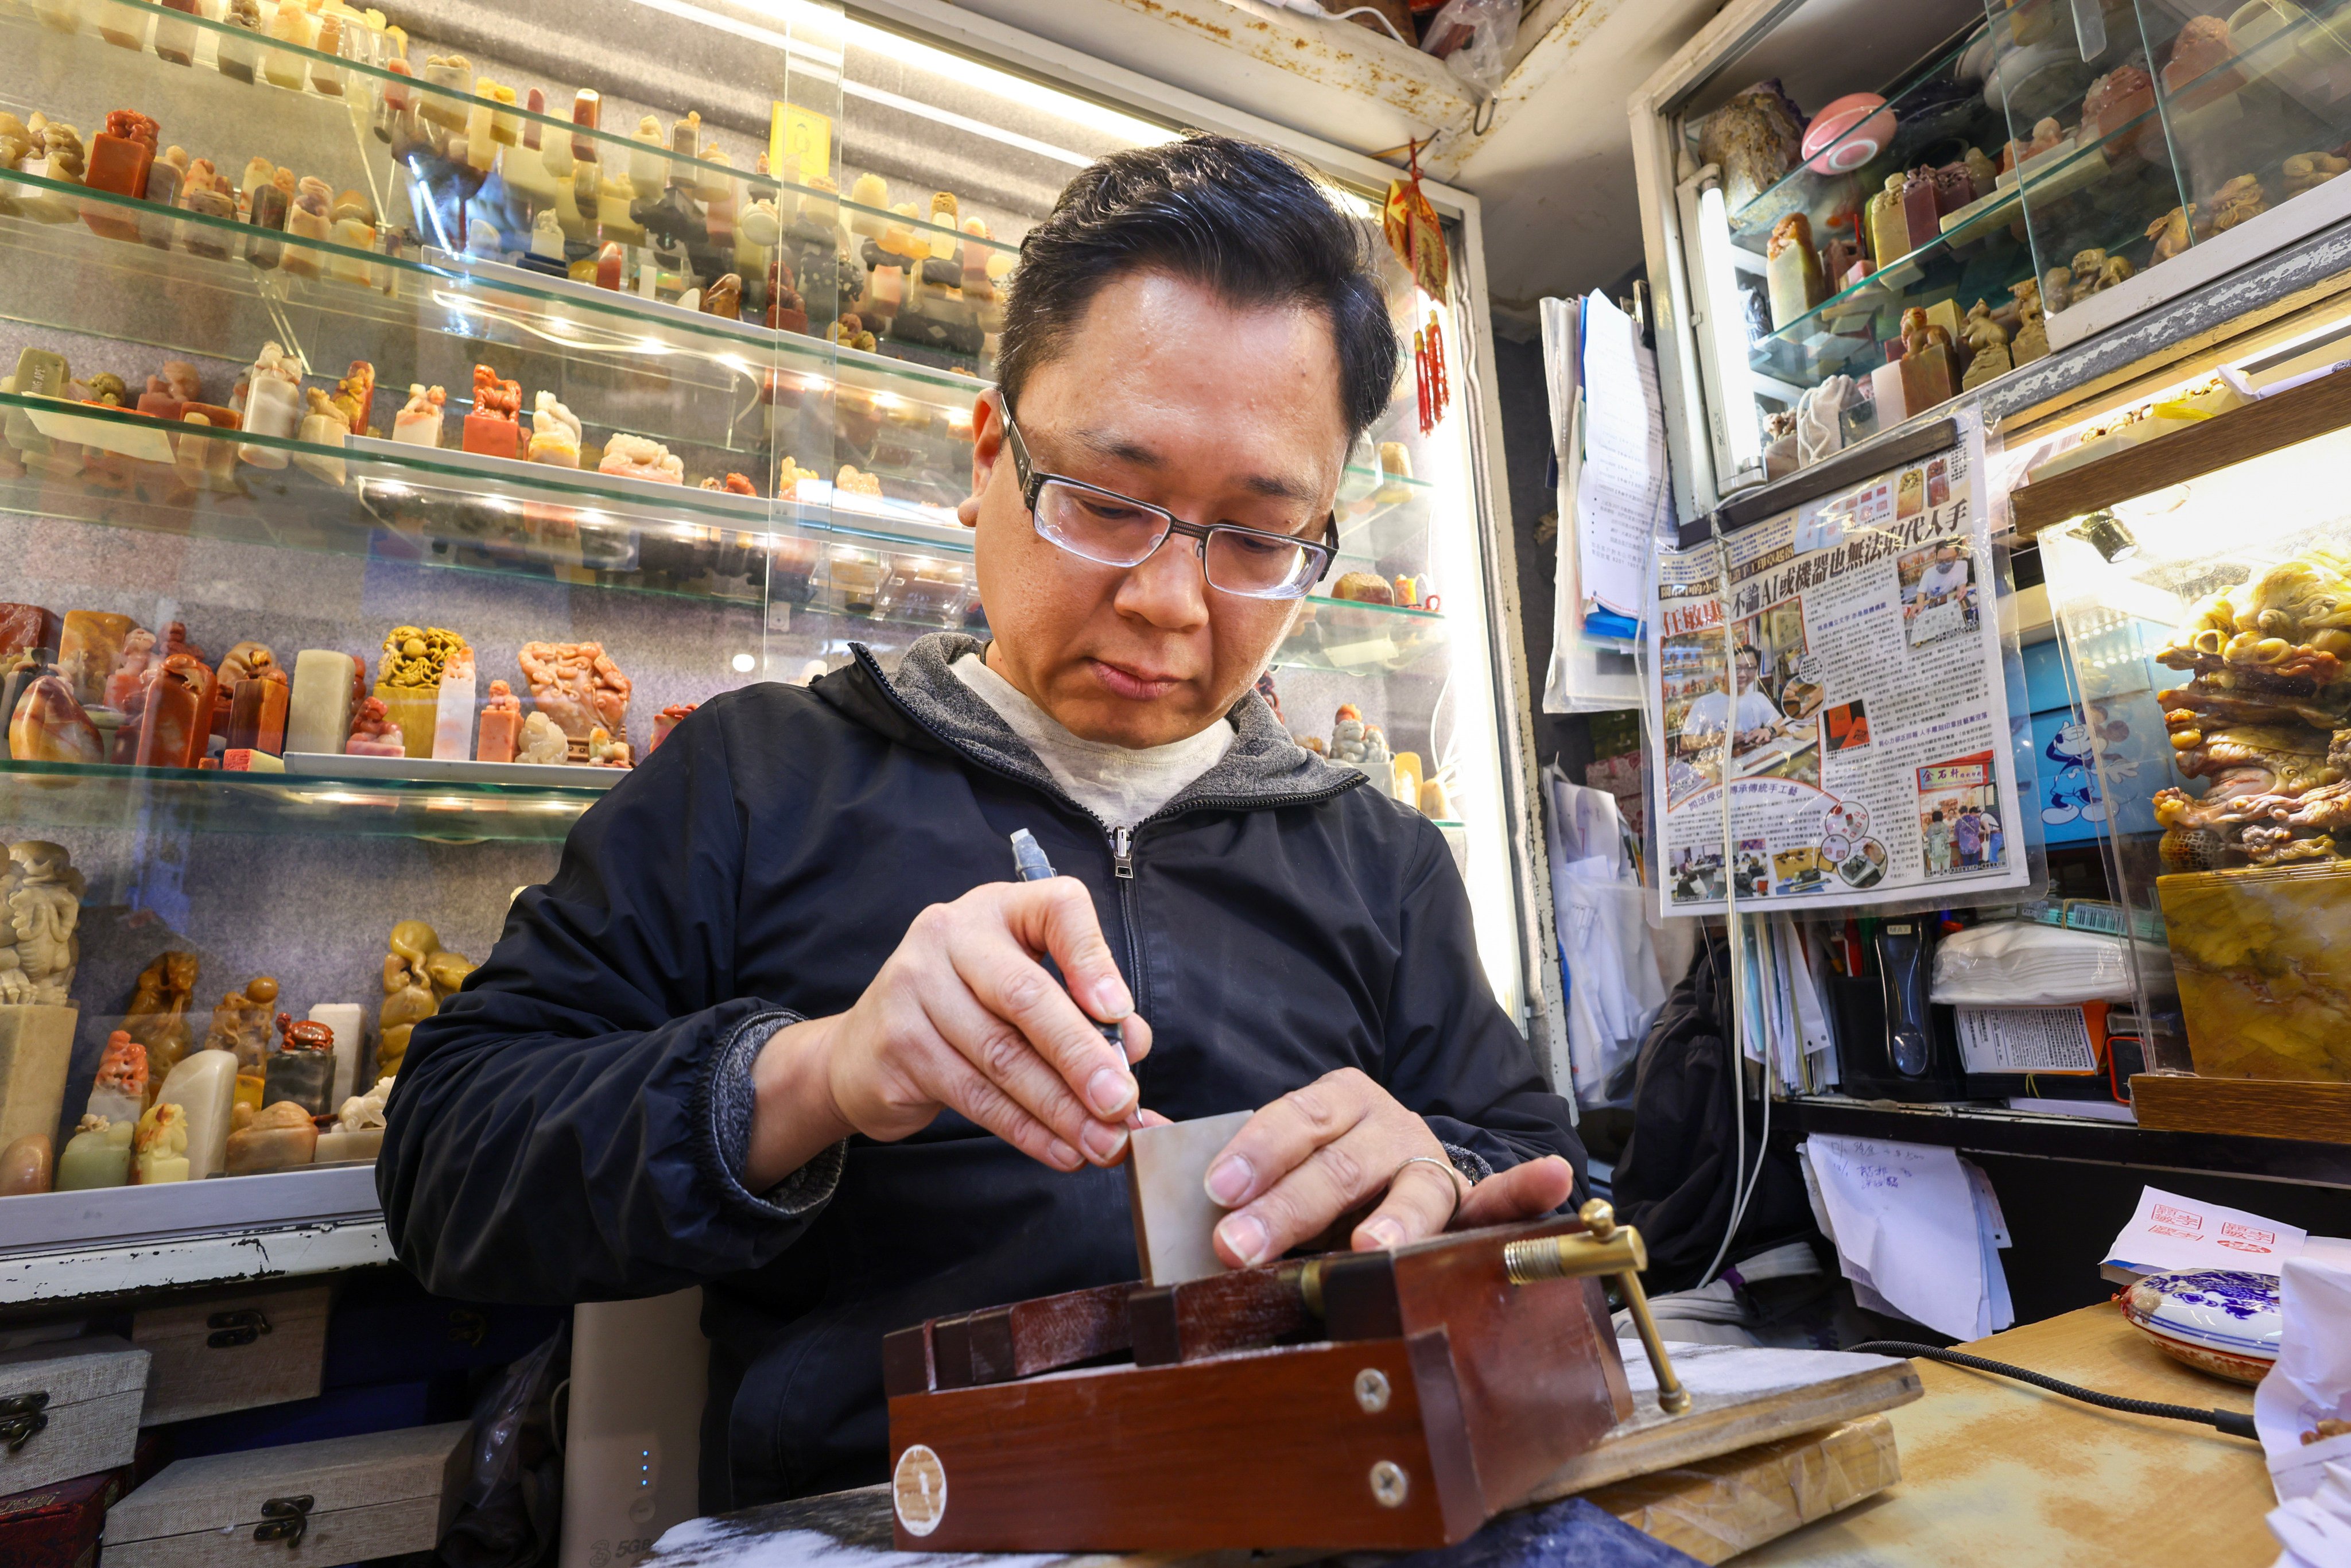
[1736,651,1761,686]
[959,270,1347,747]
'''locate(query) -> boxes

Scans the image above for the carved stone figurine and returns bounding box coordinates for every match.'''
[346,696,406,758]
[476,680,523,764]
[102,627,158,711]
[2147,205,2195,264]
[517,640,632,747]
[224,1099,316,1174]
[1959,300,2012,391]
[133,1100,189,1185]
[7,841,84,1006]
[86,1030,148,1124]
[2205,174,2270,235]
[262,1012,337,1116]
[7,674,103,765]
[378,921,477,1077]
[2010,278,2051,366]
[125,950,199,1081]
[2286,151,2350,197]
[518,712,569,764]
[200,975,281,1073]
[0,859,21,1007]
[2040,265,2073,314]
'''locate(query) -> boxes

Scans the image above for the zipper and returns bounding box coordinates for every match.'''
[1111,826,1145,1024]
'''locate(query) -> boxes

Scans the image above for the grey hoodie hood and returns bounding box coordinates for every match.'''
[847,632,1363,825]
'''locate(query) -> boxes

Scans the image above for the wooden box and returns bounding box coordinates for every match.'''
[0,1464,129,1568]
[0,1337,149,1496]
[883,1217,1631,1552]
[103,1420,471,1568]
[133,1283,333,1426]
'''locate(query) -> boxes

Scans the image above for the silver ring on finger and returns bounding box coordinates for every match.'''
[1392,1154,1470,1226]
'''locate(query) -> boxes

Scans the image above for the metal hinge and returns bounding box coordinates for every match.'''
[254,1494,315,1546]
[208,1308,274,1348]
[0,1391,48,1452]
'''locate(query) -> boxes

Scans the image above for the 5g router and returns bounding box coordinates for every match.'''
[560,1288,709,1568]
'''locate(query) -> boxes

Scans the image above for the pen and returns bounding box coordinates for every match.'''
[1009,829,1127,1049]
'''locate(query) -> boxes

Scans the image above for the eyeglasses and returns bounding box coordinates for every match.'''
[1003,407,1337,600]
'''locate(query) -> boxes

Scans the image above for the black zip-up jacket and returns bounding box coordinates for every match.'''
[379,632,1584,1508]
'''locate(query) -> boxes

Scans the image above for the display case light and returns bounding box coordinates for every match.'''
[1694,181,1763,476]
[2074,510,2140,564]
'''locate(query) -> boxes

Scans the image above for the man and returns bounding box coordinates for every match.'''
[379,136,1583,1509]
[1682,644,1783,753]
[1916,544,1972,606]
[1954,805,1985,868]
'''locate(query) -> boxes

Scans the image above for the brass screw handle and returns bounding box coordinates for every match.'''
[1503,1201,1691,1416]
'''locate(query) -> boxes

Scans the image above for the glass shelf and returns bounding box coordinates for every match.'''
[1277,596,1448,676]
[0,178,1436,566]
[0,170,992,410]
[0,390,975,616]
[33,0,1017,265]
[1747,216,2033,384]
[0,757,605,843]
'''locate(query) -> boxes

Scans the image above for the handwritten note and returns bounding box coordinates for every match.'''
[1805,1135,1996,1340]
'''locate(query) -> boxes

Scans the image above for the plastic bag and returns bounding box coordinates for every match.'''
[439,1319,571,1568]
[1545,767,1689,1105]
[1928,919,2139,1006]
[1420,0,1518,93]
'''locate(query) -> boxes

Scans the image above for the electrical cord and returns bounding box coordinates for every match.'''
[1326,4,1413,46]
[1849,1341,2260,1440]
[1268,0,1413,47]
[1695,923,1770,1291]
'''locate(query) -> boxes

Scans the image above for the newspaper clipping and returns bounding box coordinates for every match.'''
[1651,418,2028,914]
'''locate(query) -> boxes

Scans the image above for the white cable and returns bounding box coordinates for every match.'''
[1267,0,1415,49]
[1693,922,1772,1291]
[1688,928,1740,1291]
[1325,4,1414,46]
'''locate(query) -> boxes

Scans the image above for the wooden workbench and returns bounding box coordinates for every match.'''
[1738,1304,2274,1565]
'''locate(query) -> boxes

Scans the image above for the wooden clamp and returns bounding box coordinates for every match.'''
[881,1216,1648,1553]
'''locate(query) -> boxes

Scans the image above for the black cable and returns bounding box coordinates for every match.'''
[1850,1341,2260,1440]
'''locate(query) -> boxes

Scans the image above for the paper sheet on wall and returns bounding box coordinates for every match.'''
[1574,290,1668,627]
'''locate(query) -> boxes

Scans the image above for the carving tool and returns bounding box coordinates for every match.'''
[1008,829,1126,1049]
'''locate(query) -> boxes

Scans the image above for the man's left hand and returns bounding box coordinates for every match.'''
[1203,1068,1577,1268]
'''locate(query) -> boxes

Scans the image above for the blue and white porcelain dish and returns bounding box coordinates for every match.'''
[2119,1269,2282,1384]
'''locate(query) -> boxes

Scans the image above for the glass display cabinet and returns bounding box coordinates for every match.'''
[2028,319,2351,1090]
[1634,0,2044,507]
[0,0,1543,1287]
[1988,0,2351,354]
[1639,0,2351,515]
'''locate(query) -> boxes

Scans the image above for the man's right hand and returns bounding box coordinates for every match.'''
[743,878,1151,1190]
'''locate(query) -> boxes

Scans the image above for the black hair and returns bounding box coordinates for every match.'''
[996,134,1400,448]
